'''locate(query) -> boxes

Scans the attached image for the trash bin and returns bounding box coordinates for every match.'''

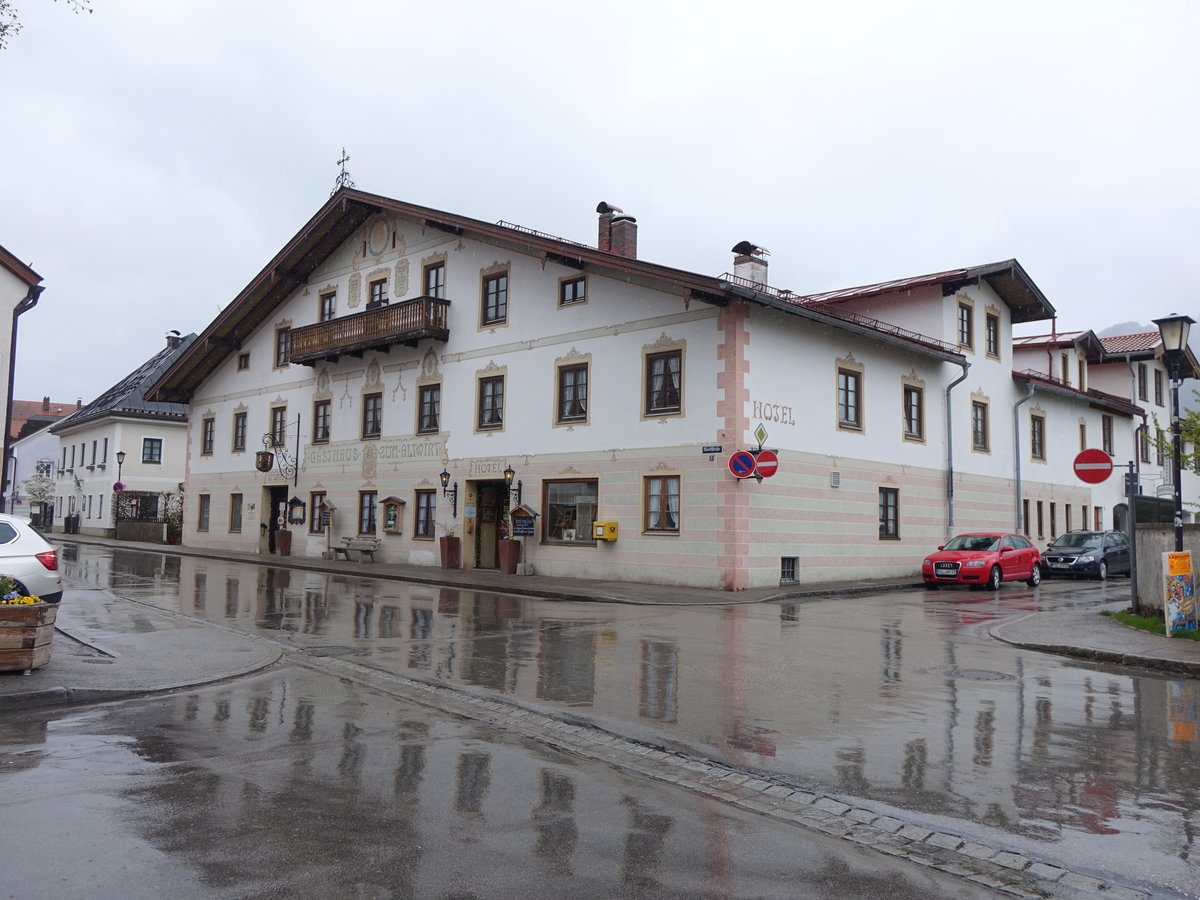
[274,529,292,556]
[63,515,80,535]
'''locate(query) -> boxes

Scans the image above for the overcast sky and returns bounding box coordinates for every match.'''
[3,0,1197,405]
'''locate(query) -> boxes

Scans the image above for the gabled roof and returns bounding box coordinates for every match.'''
[1013,370,1142,418]
[0,243,42,290]
[1011,329,1106,360]
[51,335,198,434]
[792,259,1056,324]
[8,398,78,440]
[1099,332,1160,354]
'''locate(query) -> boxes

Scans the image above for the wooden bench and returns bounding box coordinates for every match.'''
[333,537,382,562]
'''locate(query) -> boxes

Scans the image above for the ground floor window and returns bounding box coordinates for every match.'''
[544,479,598,542]
[643,475,680,532]
[780,557,798,584]
[878,487,899,539]
[197,494,211,532]
[229,493,242,533]
[415,489,436,538]
[358,491,377,535]
[309,492,326,534]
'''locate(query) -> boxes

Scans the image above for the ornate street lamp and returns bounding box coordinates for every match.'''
[439,468,458,518]
[503,465,522,506]
[1153,314,1195,553]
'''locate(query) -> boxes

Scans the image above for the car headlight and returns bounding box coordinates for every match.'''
[964,560,987,567]
[923,560,934,567]
[1078,555,1095,563]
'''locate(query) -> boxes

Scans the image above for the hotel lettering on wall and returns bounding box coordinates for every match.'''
[751,401,795,426]
[304,437,447,469]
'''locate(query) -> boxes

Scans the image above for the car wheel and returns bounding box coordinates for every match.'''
[1097,561,1107,581]
[987,566,1002,591]
[1027,565,1041,588]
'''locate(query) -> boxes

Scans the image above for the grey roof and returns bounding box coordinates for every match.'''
[50,334,199,434]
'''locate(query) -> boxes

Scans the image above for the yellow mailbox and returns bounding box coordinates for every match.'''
[593,520,618,542]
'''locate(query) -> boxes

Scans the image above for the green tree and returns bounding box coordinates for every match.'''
[0,0,92,50]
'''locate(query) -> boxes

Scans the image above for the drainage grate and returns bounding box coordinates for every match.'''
[920,665,1016,682]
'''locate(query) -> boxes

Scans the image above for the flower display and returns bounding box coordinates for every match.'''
[0,575,41,605]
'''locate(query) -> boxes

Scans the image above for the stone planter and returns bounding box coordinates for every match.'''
[440,536,461,569]
[0,603,57,674]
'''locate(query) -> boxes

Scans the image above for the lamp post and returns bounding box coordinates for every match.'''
[1153,314,1194,553]
[503,465,522,507]
[114,450,126,536]
[439,468,458,518]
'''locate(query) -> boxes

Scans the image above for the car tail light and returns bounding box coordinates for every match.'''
[36,550,58,571]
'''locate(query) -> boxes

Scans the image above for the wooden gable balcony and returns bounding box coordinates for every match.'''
[288,296,450,366]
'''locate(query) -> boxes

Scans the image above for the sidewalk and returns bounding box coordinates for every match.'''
[2,534,1197,713]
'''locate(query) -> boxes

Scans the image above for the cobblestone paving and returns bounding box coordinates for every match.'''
[295,650,1161,900]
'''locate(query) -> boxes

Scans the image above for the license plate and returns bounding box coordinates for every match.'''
[1050,562,1069,569]
[935,564,957,574]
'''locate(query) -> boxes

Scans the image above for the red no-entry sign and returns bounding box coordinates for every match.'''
[754,449,779,478]
[1073,448,1114,484]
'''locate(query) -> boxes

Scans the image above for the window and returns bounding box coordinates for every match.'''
[142,437,163,464]
[1102,415,1114,455]
[985,312,999,357]
[309,492,326,535]
[1049,502,1057,539]
[478,376,504,430]
[1078,358,1086,391]
[1030,414,1045,460]
[424,262,445,299]
[1137,363,1148,401]
[237,352,250,370]
[320,291,336,321]
[229,494,243,533]
[557,364,588,423]
[903,385,923,440]
[878,487,899,540]
[415,489,436,538]
[197,494,211,532]
[481,271,508,325]
[838,368,861,429]
[275,327,291,368]
[645,350,682,416]
[780,557,798,584]
[313,400,331,443]
[1156,428,1165,466]
[544,479,598,543]
[957,302,973,349]
[232,411,247,452]
[35,460,52,476]
[1065,503,1072,532]
[90,440,97,465]
[644,475,680,533]
[1082,504,1089,529]
[1022,499,1030,536]
[418,384,440,434]
[201,418,215,455]
[1036,500,1045,539]
[362,392,382,439]
[368,278,388,307]
[559,276,586,306]
[358,491,378,534]
[270,407,288,447]
[1140,429,1151,463]
[1154,369,1163,406]
[1061,351,1071,385]
[971,401,989,451]
[1079,421,1087,452]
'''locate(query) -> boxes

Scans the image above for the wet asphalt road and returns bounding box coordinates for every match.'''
[29,543,1200,896]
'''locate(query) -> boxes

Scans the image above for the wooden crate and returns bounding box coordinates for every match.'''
[0,603,57,673]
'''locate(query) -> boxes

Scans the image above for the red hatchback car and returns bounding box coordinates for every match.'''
[922,532,1042,590]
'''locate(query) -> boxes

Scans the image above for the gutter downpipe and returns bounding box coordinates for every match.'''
[945,361,970,538]
[2,284,44,513]
[1013,382,1037,534]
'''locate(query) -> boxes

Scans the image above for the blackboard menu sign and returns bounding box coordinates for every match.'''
[511,515,535,536]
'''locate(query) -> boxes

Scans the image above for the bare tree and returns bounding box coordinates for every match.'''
[0,0,92,51]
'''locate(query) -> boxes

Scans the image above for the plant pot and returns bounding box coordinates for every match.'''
[440,536,461,569]
[0,602,57,673]
[275,529,292,556]
[498,539,521,575]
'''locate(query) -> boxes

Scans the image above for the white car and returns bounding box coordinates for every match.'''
[0,513,62,603]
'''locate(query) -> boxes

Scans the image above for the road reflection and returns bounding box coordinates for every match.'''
[61,543,1200,891]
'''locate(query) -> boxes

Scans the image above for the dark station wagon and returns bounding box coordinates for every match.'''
[1041,530,1131,580]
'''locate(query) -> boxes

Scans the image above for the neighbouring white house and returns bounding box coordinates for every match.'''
[144,188,1195,589]
[6,421,60,526]
[0,243,44,515]
[50,332,196,538]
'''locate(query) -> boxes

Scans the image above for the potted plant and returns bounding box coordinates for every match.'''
[439,523,461,569]
[0,576,56,674]
[163,491,184,545]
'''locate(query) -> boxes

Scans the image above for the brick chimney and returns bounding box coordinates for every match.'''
[596,202,637,259]
[731,241,769,286]
[42,396,49,412]
[166,329,183,349]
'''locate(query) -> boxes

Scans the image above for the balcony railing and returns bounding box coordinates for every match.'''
[288,296,450,366]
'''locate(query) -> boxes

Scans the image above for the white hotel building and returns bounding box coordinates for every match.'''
[146,189,1194,589]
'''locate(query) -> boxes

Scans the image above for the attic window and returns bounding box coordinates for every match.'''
[237,352,250,370]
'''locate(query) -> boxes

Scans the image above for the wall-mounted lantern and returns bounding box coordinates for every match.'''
[287,496,307,525]
[503,465,523,506]
[439,468,458,517]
